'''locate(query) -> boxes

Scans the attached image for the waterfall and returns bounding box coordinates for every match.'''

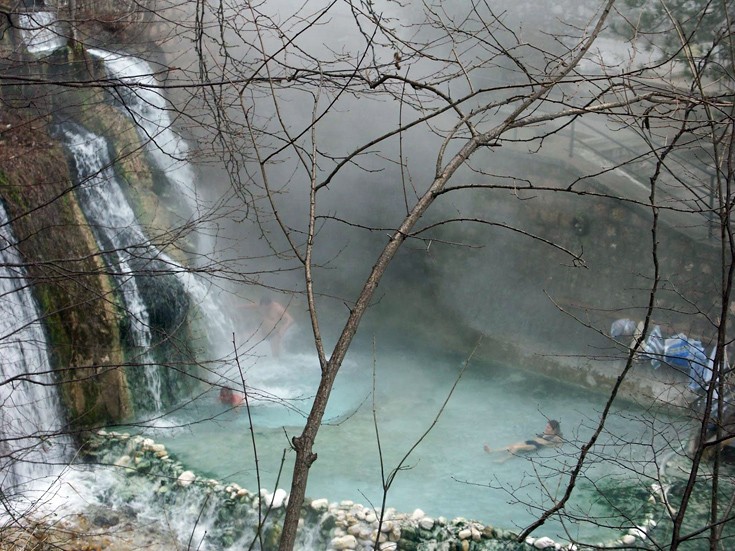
[18,11,66,56]
[0,202,71,496]
[85,48,235,371]
[60,123,232,412]
[86,49,198,214]
[17,9,233,401]
[60,123,166,411]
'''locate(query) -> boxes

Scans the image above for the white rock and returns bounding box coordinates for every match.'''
[311,498,329,511]
[379,521,393,533]
[177,471,196,487]
[347,524,362,536]
[370,530,387,543]
[621,534,636,545]
[458,528,472,540]
[628,527,647,540]
[150,443,166,453]
[142,438,155,448]
[534,536,556,549]
[419,517,434,530]
[411,508,425,520]
[340,500,354,507]
[266,488,288,508]
[365,513,377,524]
[379,543,397,550]
[330,534,357,550]
[114,455,131,468]
[471,527,481,541]
[236,488,249,498]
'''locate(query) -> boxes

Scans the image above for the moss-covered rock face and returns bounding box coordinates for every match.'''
[0,112,131,428]
[0,4,203,427]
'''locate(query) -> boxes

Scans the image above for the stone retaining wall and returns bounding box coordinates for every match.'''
[82,431,664,551]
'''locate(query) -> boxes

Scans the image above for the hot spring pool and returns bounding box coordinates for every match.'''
[145,345,689,545]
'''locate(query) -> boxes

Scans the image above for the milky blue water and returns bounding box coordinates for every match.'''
[149,343,688,545]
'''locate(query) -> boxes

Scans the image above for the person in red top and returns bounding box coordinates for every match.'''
[219,386,245,407]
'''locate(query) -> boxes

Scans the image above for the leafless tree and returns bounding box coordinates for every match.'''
[4,0,735,549]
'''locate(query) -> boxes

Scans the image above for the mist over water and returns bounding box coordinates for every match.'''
[160,0,654,355]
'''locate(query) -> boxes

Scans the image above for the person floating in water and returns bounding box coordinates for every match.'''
[484,419,563,461]
[240,297,295,358]
[219,386,245,407]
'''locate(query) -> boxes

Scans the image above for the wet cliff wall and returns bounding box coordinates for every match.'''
[0,113,132,428]
[0,12,198,428]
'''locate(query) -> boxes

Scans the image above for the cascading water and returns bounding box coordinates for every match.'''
[60,123,169,412]
[87,48,199,214]
[59,122,233,412]
[82,50,237,364]
[84,47,235,372]
[0,202,71,497]
[17,11,66,56]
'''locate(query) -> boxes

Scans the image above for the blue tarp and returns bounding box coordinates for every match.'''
[663,334,710,391]
[610,320,719,391]
[611,320,715,390]
[640,325,665,369]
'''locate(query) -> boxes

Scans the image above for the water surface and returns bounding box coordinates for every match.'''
[152,344,688,544]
